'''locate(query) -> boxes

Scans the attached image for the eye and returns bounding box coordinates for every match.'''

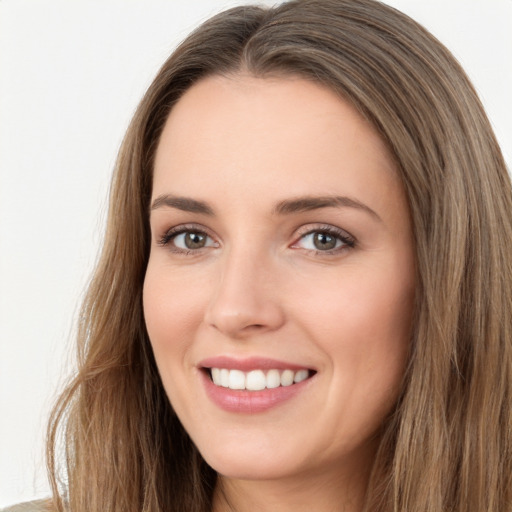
[173,231,215,250]
[158,226,218,252]
[292,227,355,253]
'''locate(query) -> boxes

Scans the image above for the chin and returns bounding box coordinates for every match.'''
[195,435,308,481]
[205,453,300,481]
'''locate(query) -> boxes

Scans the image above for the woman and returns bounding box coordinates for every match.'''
[17,0,512,510]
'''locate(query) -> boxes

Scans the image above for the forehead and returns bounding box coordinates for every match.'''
[152,74,403,217]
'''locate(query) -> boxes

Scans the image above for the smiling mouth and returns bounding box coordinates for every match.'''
[204,368,315,391]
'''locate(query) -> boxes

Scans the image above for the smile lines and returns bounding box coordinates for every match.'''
[208,368,312,391]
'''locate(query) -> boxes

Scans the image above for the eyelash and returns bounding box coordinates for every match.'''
[157,224,217,254]
[292,225,356,254]
[157,223,356,255]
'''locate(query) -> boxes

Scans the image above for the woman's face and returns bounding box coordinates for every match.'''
[144,75,415,482]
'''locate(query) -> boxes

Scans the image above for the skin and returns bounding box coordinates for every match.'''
[143,74,416,512]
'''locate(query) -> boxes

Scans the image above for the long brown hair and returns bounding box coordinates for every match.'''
[47,1,512,510]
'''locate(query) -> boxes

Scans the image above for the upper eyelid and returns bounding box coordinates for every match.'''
[294,224,356,241]
[157,223,218,246]
[160,223,215,237]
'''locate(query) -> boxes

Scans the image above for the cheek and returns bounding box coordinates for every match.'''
[142,263,214,424]
[296,262,414,406]
[142,263,207,364]
[299,263,413,341]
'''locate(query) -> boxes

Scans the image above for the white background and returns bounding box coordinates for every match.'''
[1,0,511,507]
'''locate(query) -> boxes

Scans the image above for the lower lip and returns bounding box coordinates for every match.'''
[200,370,313,413]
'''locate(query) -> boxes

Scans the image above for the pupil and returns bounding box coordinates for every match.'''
[185,232,205,249]
[314,232,336,250]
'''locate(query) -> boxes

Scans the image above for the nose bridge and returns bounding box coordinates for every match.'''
[205,240,284,337]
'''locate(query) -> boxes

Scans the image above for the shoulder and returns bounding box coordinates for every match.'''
[0,500,53,512]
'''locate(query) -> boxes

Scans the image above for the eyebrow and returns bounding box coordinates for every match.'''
[151,194,214,215]
[150,193,381,221]
[273,195,382,221]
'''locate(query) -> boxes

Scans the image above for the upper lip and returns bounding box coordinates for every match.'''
[199,356,314,372]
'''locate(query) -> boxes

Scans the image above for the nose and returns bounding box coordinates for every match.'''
[204,247,285,339]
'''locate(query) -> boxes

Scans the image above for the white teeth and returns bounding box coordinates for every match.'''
[280,369,294,387]
[229,369,246,390]
[246,370,266,391]
[294,369,309,383]
[220,368,230,387]
[266,369,281,389]
[209,368,311,390]
[211,368,221,385]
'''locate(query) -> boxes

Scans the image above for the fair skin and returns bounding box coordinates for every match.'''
[143,74,416,512]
